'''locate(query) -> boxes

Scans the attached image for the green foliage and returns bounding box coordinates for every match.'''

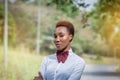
[0,5,4,44]
[0,46,43,80]
[0,4,16,45]
[6,0,115,57]
[8,1,93,55]
[88,0,120,54]
[45,0,79,17]
[20,0,30,2]
[72,36,83,54]
[89,0,120,33]
[8,3,38,49]
[0,64,22,80]
[96,54,102,61]
[40,27,55,54]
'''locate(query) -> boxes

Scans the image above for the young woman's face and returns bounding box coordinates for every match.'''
[54,26,72,51]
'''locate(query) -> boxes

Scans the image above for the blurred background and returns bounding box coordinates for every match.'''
[0,0,120,80]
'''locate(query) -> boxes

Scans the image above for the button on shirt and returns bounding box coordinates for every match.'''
[40,49,85,80]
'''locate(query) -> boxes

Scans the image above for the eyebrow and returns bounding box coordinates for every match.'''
[54,32,64,35]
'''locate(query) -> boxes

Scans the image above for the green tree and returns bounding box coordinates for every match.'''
[89,0,120,56]
[43,0,79,17]
[89,0,120,36]
[0,5,16,45]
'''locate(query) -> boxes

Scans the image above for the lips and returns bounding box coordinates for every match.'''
[55,43,61,47]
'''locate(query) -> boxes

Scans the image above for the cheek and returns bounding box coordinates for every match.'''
[62,36,70,42]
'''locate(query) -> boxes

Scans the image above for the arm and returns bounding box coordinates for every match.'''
[34,72,43,80]
[34,57,47,80]
[68,60,85,80]
[40,57,47,80]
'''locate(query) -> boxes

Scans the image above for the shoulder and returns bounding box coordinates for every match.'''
[46,53,56,59]
[69,49,85,65]
[42,53,56,62]
[72,53,85,65]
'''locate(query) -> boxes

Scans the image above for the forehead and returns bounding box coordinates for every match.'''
[54,26,68,34]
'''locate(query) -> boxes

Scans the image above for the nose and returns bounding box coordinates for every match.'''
[55,36,60,42]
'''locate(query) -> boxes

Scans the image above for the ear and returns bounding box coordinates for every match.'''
[69,34,73,42]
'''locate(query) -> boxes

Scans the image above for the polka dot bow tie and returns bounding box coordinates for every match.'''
[56,51,68,63]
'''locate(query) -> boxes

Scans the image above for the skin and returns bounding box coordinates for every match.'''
[34,26,73,80]
[54,26,73,51]
[34,72,43,80]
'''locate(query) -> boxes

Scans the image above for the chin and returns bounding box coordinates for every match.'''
[56,48,61,51]
[57,47,67,51]
[56,48,63,51]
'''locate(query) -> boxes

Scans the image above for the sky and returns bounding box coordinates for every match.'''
[73,0,98,12]
[8,0,98,12]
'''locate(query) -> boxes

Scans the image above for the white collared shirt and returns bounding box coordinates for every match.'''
[40,49,85,80]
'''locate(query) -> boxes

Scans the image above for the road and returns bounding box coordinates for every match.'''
[81,64,120,80]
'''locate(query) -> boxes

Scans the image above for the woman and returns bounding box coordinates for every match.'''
[34,20,85,80]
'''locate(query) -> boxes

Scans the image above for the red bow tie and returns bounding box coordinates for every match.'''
[56,51,68,63]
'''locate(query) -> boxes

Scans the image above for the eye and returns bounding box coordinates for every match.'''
[54,34,57,38]
[59,34,64,37]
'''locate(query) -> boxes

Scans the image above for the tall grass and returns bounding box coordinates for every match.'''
[1,45,120,80]
[0,46,44,80]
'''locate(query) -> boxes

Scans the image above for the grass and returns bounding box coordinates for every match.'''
[82,54,120,64]
[0,46,120,80]
[0,46,44,80]
[82,54,120,71]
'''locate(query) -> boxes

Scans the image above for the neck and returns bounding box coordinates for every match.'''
[58,44,70,52]
[64,45,70,51]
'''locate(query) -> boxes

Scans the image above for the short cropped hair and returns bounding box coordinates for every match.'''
[56,20,75,39]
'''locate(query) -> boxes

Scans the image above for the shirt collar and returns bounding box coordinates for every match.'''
[68,48,73,56]
[55,48,73,56]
